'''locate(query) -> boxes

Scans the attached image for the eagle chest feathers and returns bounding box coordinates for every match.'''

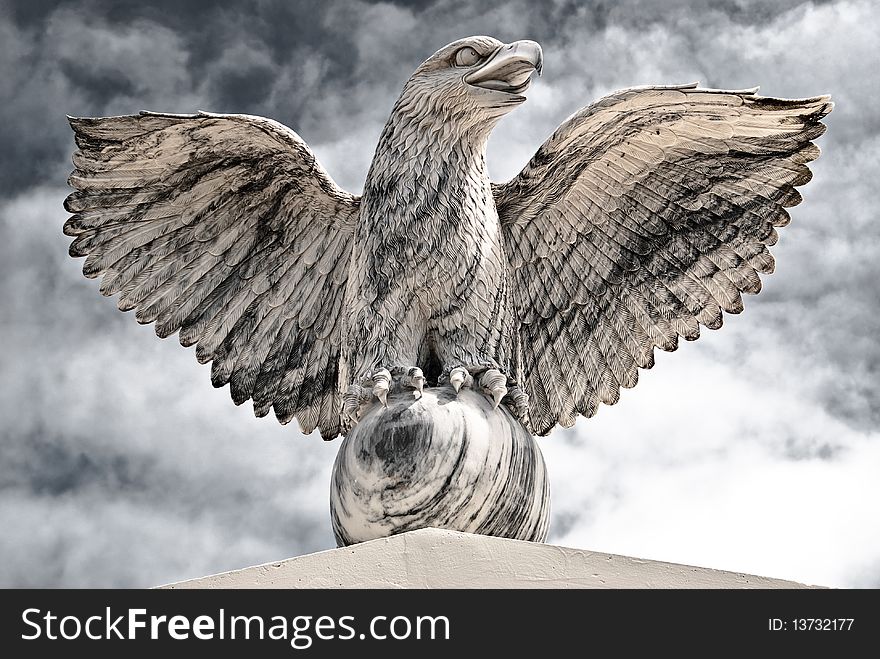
[356,142,506,323]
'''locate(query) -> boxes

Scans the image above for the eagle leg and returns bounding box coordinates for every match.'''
[343,366,427,424]
[441,364,530,426]
[506,383,531,427]
[342,383,373,423]
[492,376,530,427]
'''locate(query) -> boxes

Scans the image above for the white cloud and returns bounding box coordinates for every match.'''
[542,340,880,587]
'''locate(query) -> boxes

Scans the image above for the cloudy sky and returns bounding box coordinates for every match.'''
[1,0,877,588]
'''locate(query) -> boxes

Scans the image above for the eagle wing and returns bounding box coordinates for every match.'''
[65,111,358,439]
[494,84,832,435]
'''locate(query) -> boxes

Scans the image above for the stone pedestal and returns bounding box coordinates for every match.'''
[162,529,818,589]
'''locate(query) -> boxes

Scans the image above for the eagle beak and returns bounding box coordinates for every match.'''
[465,40,543,94]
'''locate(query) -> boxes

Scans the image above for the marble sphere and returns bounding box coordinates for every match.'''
[331,383,550,546]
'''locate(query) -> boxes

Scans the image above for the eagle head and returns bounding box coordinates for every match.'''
[395,36,544,136]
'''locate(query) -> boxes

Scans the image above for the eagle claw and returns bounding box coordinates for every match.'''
[479,369,508,409]
[449,366,473,392]
[345,366,426,425]
[343,383,372,423]
[404,367,426,399]
[370,368,392,407]
[441,365,530,426]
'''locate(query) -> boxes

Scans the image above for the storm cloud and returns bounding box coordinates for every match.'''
[0,0,877,587]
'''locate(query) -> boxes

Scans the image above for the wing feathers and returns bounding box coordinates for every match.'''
[498,85,830,434]
[66,112,358,439]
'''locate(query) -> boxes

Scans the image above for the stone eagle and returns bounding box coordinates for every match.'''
[65,36,831,440]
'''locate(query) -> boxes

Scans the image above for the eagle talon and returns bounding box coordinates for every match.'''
[449,366,473,393]
[370,368,392,408]
[343,383,372,423]
[406,367,426,399]
[506,385,531,426]
[479,368,508,409]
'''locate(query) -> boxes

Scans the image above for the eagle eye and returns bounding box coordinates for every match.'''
[453,46,481,67]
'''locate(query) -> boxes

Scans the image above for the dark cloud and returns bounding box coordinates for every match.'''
[1,0,878,587]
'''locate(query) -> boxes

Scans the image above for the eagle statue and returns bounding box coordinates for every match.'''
[65,36,830,545]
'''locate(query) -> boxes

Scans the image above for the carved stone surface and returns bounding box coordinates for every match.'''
[163,529,818,589]
[331,383,550,546]
[63,37,832,442]
[64,34,831,548]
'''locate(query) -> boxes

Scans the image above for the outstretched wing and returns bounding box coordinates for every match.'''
[495,84,832,435]
[65,111,359,439]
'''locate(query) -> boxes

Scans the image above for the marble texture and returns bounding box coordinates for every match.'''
[63,36,830,547]
[64,35,830,441]
[331,383,549,546]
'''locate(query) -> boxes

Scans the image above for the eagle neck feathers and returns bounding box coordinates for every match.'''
[360,98,494,242]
